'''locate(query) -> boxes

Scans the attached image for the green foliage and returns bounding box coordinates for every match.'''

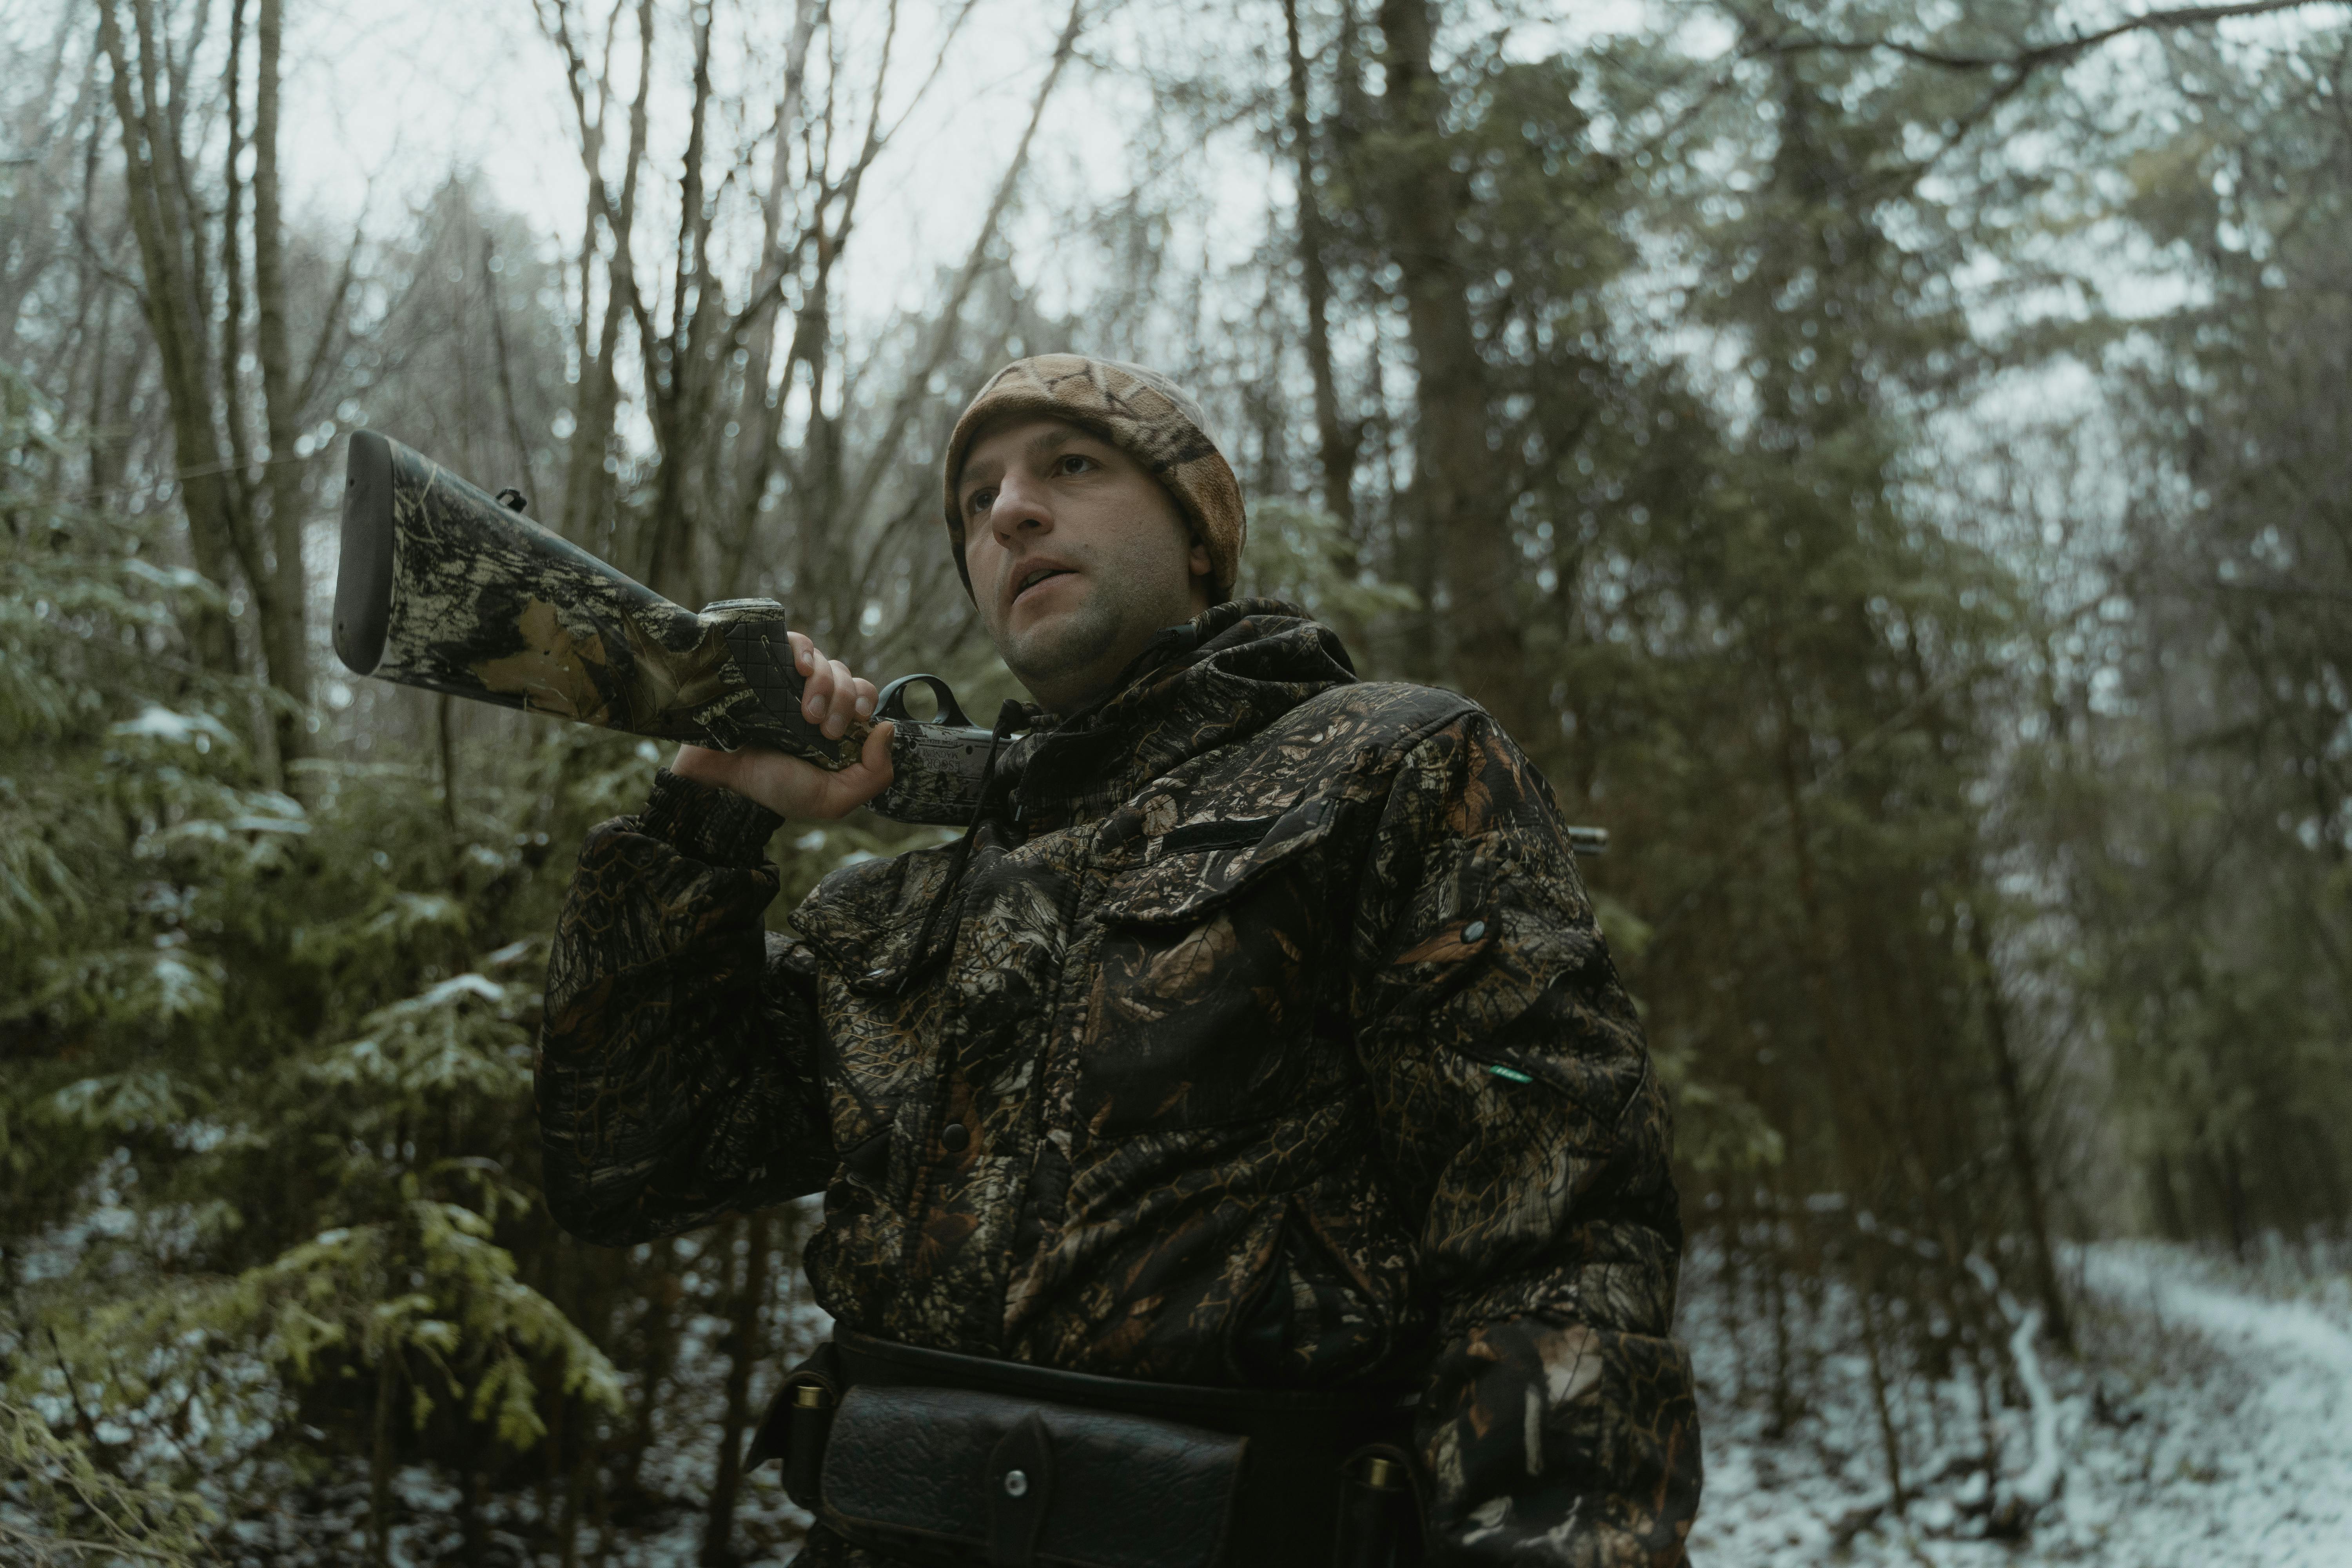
[1235,498,1418,634]
[227,1178,622,1447]
[0,357,691,1554]
[0,1394,211,1567]
[9,0,2352,1549]
[1229,2,2130,1406]
[2012,25,2352,1244]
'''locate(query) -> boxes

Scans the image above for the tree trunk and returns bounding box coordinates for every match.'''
[217,0,257,525]
[615,1237,680,1503]
[556,0,657,555]
[701,1212,773,1566]
[2149,1153,2189,1240]
[1281,0,1357,532]
[1374,0,1529,737]
[368,1348,399,1567]
[639,0,717,601]
[459,1419,489,1568]
[566,177,601,544]
[437,695,459,828]
[2217,1141,2251,1262]
[95,0,242,674]
[724,0,821,586]
[1855,1277,1908,1513]
[1764,1190,1797,1437]
[555,1396,589,1568]
[1969,913,2074,1353]
[252,0,313,772]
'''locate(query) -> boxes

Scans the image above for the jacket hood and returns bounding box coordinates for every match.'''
[998,598,1357,828]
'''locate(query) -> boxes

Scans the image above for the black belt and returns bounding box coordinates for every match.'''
[750,1330,1424,1568]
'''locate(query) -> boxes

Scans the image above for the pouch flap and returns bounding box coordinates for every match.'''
[822,1384,1245,1568]
[790,844,960,991]
[1100,793,1340,926]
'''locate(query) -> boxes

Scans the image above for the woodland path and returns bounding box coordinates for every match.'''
[1684,1241,2352,1568]
[2070,1244,2352,1567]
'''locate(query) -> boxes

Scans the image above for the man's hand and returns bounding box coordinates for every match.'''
[671,632,895,819]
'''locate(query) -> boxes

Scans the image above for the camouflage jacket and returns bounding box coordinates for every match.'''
[537,600,1700,1565]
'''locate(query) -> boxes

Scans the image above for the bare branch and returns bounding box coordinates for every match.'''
[295,221,365,413]
[1761,0,2345,75]
[538,0,656,350]
[724,0,985,343]
[835,0,1087,531]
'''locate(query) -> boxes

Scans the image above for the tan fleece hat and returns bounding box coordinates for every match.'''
[942,354,1246,603]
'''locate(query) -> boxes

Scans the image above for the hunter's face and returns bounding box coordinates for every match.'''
[958,416,1211,715]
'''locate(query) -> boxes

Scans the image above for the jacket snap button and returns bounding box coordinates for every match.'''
[1003,1468,1028,1497]
[941,1121,970,1152]
[1463,920,1487,942]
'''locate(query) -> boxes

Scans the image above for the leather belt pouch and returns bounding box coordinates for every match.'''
[819,1383,1247,1568]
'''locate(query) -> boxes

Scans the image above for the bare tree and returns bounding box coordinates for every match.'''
[94,0,245,675]
[91,0,345,777]
[534,0,1072,665]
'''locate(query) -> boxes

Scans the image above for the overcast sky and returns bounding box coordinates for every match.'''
[264,0,1234,341]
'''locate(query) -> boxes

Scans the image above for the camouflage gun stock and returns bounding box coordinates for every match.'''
[332,430,993,826]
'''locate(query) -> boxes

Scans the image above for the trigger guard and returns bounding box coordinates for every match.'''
[875,674,973,730]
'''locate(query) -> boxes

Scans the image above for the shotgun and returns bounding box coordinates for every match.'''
[331,430,991,826]
[329,430,1610,855]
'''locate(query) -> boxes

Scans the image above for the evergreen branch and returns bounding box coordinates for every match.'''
[0,1520,195,1566]
[44,1328,111,1471]
[1648,586,2114,940]
[0,1396,207,1566]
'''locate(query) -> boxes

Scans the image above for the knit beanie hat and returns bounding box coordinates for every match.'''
[942,355,1246,603]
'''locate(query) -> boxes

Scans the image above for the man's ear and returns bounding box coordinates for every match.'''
[1187,536,1214,608]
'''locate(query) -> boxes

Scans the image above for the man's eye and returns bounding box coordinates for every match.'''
[968,488,996,514]
[1056,454,1093,475]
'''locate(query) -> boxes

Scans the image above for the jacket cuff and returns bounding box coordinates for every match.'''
[637,769,783,866]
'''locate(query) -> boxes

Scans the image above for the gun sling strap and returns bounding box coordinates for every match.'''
[749,1328,1425,1568]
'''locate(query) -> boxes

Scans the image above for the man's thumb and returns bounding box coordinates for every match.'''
[859,721,895,783]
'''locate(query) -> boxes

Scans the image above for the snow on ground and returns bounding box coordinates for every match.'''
[1685,1240,2352,1568]
[374,1237,2350,1566]
[27,1214,2340,1564]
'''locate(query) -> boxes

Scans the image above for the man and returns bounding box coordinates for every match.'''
[537,355,1700,1566]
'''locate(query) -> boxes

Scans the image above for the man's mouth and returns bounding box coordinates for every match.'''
[1012,566,1075,605]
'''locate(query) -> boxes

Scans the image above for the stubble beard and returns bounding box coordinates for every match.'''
[997,587,1126,709]
[995,570,1188,715]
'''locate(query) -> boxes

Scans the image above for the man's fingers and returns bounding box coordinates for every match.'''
[821,659,855,737]
[786,635,873,736]
[802,646,835,720]
[670,724,892,820]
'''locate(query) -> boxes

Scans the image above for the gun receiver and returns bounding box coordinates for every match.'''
[332,430,993,826]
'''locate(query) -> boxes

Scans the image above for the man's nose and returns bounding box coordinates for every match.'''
[990,471,1054,538]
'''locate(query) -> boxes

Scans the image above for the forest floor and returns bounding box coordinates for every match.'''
[642,1236,2352,1568]
[177,1237,2352,1564]
[1686,1239,2352,1568]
